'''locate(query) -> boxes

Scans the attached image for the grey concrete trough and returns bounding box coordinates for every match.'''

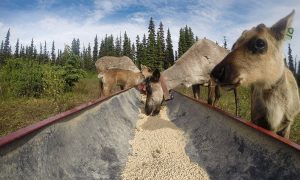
[0,88,299,179]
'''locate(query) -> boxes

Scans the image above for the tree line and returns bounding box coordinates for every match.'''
[0,17,299,84]
[0,18,193,71]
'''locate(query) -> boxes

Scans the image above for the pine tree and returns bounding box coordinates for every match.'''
[146,17,157,69]
[51,41,56,62]
[223,36,227,49]
[93,35,98,62]
[165,28,174,69]
[288,44,295,74]
[15,39,20,58]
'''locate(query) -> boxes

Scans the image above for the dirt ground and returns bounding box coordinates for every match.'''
[121,96,209,180]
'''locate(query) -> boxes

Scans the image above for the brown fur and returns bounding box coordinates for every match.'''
[98,69,145,97]
[211,10,300,138]
[98,66,152,97]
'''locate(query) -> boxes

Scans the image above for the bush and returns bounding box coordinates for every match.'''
[0,59,44,97]
[61,50,86,91]
[0,58,61,98]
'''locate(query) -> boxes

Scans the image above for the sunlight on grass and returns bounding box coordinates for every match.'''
[0,74,99,137]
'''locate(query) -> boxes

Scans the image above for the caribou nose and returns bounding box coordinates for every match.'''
[211,66,225,84]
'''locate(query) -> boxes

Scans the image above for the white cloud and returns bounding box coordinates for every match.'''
[0,0,300,61]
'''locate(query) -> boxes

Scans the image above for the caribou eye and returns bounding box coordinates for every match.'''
[248,38,267,54]
[255,39,265,50]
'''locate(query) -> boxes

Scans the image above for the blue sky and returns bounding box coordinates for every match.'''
[0,0,299,60]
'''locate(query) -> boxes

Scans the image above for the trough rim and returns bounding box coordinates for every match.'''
[0,87,133,148]
[173,90,300,152]
[0,88,299,152]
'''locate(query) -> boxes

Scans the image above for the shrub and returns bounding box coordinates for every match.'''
[0,59,43,97]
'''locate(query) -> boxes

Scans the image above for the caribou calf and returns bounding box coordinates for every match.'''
[211,10,300,138]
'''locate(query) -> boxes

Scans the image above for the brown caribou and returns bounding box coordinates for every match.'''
[144,38,239,116]
[95,56,152,97]
[98,68,148,97]
[211,10,300,138]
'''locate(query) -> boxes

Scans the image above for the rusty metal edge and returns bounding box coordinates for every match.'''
[0,87,134,148]
[173,90,300,152]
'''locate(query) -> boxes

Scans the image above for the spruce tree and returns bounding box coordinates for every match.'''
[223,36,227,49]
[288,44,295,74]
[123,32,132,58]
[156,22,165,69]
[178,28,186,57]
[3,29,11,60]
[33,46,37,59]
[15,39,20,58]
[99,40,105,58]
[93,35,98,62]
[135,35,141,69]
[44,41,48,62]
[165,28,174,69]
[297,59,300,85]
[142,34,147,66]
[76,38,80,55]
[175,50,178,61]
[20,44,25,58]
[71,38,77,55]
[147,17,157,69]
[29,38,34,57]
[115,36,122,56]
[131,43,136,63]
[51,41,56,62]
[87,43,92,70]
[0,41,3,54]
[0,40,3,64]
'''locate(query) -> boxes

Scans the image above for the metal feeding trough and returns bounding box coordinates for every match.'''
[0,88,299,179]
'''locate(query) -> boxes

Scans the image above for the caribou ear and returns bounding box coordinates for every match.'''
[152,69,160,82]
[271,10,295,40]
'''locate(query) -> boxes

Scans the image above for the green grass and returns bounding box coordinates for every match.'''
[175,86,300,144]
[0,74,99,137]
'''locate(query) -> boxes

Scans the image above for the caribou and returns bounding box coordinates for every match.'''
[95,56,152,97]
[144,38,239,116]
[211,10,300,138]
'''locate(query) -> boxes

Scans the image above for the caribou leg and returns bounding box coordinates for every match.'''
[207,82,214,105]
[192,84,201,99]
[234,88,240,117]
[213,85,221,106]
